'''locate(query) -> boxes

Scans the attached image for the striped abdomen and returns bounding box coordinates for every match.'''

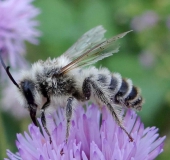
[109,73,143,110]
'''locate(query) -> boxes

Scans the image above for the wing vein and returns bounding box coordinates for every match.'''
[59,30,132,74]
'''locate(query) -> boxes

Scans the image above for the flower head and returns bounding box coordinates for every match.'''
[5,104,165,160]
[139,50,155,68]
[131,11,159,32]
[166,15,170,29]
[0,0,41,70]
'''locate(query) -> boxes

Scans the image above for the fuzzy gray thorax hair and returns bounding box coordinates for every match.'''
[36,66,76,97]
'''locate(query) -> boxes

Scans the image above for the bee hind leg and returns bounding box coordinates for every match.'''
[87,78,133,142]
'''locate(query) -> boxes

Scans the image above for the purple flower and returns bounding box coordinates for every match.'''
[139,50,155,68]
[131,11,159,32]
[166,16,170,29]
[5,104,165,160]
[0,0,41,69]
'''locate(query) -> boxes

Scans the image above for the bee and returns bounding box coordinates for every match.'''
[0,26,143,143]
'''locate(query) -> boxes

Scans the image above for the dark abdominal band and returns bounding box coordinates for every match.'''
[97,74,142,110]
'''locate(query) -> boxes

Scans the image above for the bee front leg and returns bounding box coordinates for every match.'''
[65,97,74,143]
[41,97,52,143]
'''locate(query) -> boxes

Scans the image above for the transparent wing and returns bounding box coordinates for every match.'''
[60,30,132,74]
[63,25,106,60]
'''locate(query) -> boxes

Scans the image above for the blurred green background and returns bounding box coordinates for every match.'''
[0,0,170,159]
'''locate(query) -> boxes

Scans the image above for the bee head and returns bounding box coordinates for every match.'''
[0,53,41,126]
[19,79,38,126]
[20,80,37,107]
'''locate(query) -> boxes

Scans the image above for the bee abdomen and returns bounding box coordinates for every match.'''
[110,74,143,111]
[109,73,122,94]
[125,86,143,111]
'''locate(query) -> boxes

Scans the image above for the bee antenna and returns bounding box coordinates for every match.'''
[0,53,20,89]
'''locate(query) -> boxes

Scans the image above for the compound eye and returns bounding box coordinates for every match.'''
[21,80,35,105]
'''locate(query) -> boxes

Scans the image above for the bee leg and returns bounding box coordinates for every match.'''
[88,78,133,142]
[41,97,52,143]
[82,77,91,100]
[65,97,74,143]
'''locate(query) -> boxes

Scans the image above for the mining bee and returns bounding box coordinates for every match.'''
[0,26,143,143]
